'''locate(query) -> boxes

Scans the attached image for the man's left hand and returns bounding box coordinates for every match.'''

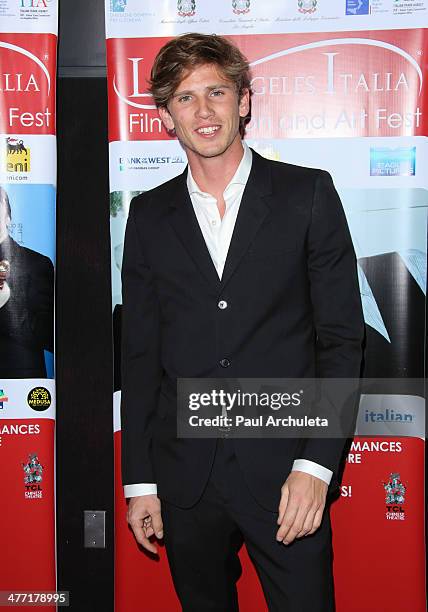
[276,471,328,545]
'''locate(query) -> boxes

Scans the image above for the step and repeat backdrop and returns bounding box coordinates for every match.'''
[106,2,427,610]
[0,0,58,607]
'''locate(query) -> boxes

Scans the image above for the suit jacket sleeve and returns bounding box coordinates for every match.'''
[121,198,163,486]
[299,170,364,480]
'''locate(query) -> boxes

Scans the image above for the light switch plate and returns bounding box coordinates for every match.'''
[84,510,106,548]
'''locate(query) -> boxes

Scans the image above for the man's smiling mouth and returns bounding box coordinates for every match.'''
[196,125,221,135]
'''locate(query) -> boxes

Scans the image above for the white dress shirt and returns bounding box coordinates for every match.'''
[124,142,332,498]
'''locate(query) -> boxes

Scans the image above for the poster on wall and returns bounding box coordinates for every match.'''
[106,2,427,610]
[0,0,58,602]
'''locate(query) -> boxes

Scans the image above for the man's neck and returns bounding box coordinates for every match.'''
[187,138,244,199]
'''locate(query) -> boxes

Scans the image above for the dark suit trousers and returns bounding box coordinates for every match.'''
[161,438,334,612]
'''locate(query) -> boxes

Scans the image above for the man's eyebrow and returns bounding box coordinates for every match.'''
[172,83,233,97]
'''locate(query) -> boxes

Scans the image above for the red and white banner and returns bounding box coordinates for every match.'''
[106,2,427,610]
[0,1,58,608]
[107,29,428,142]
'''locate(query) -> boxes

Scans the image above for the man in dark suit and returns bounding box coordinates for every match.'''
[0,186,54,378]
[121,33,364,611]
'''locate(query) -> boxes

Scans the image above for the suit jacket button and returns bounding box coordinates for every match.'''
[218,300,228,310]
[219,358,231,368]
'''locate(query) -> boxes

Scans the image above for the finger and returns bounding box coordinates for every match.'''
[130,523,158,554]
[280,505,309,545]
[139,535,158,554]
[307,505,325,535]
[296,508,317,538]
[277,485,290,525]
[276,502,299,542]
[151,509,164,539]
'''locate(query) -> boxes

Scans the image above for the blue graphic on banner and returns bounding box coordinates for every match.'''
[0,183,55,378]
[370,147,416,177]
[111,0,126,11]
[0,184,55,263]
[346,0,370,15]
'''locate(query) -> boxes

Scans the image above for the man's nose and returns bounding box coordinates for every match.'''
[195,97,214,118]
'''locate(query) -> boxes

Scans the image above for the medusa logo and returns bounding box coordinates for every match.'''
[27,387,51,411]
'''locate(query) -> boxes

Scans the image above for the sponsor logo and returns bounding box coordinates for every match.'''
[18,0,53,19]
[27,387,51,411]
[178,0,196,17]
[233,0,251,14]
[383,472,406,520]
[110,0,126,12]
[22,453,43,499]
[393,0,427,15]
[119,155,185,171]
[20,0,50,7]
[370,147,416,176]
[5,137,30,174]
[364,407,414,422]
[0,389,8,410]
[298,0,317,13]
[346,0,370,15]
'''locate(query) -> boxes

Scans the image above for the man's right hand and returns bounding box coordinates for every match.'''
[127,494,163,554]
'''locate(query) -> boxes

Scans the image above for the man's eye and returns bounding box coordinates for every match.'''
[211,89,224,96]
[178,95,192,103]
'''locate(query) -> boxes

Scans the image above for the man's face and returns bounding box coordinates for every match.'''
[158,63,249,162]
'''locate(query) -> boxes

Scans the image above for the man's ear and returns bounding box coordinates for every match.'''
[158,106,175,131]
[238,88,250,118]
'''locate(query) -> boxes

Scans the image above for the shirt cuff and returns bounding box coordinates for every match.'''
[123,483,158,498]
[291,459,332,485]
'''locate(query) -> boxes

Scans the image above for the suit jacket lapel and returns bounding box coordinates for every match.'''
[167,150,273,291]
[168,169,220,289]
[220,150,273,289]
